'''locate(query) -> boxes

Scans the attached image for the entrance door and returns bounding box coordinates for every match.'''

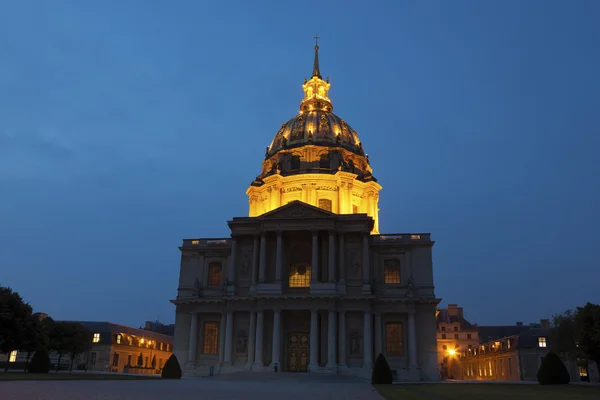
[287,332,309,372]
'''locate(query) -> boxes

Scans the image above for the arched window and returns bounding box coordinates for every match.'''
[319,154,330,169]
[291,155,301,170]
[208,262,222,286]
[289,263,311,287]
[384,259,401,284]
[318,199,332,212]
[441,326,447,332]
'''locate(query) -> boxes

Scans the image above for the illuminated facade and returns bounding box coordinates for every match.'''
[246,43,382,234]
[172,40,440,381]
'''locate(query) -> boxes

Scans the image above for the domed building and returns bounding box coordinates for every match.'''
[172,41,440,382]
[247,44,382,233]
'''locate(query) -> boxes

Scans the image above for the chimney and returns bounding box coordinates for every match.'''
[540,319,550,329]
[516,322,523,326]
[457,307,464,318]
[144,321,152,330]
[448,304,458,317]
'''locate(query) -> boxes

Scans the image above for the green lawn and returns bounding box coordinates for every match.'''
[375,383,600,400]
[0,372,158,381]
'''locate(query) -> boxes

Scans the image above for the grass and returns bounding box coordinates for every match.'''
[375,383,600,400]
[0,372,158,381]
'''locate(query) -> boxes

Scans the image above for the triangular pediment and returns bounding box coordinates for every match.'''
[260,201,333,219]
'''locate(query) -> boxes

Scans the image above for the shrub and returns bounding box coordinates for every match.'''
[161,354,182,379]
[537,351,570,385]
[371,353,393,384]
[28,349,51,373]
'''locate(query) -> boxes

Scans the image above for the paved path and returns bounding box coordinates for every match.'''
[1,372,383,400]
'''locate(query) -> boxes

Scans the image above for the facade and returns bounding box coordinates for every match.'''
[436,304,479,378]
[0,321,173,374]
[172,42,441,381]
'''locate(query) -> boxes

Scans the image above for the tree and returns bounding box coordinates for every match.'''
[50,321,72,370]
[0,286,33,370]
[574,303,600,374]
[67,323,91,372]
[161,354,182,379]
[537,351,570,385]
[20,314,45,372]
[371,353,393,384]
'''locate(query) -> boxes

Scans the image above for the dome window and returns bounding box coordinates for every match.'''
[291,155,301,170]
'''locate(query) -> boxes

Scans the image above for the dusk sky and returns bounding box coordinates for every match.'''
[1,1,598,328]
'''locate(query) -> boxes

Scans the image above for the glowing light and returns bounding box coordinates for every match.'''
[448,349,456,356]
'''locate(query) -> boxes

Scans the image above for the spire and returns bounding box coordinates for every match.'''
[312,34,321,78]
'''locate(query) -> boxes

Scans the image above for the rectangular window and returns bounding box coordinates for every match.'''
[191,240,199,245]
[128,336,132,346]
[160,342,163,350]
[166,344,170,352]
[508,357,513,375]
[579,365,588,377]
[208,262,222,286]
[289,263,311,287]
[90,352,97,366]
[383,259,401,284]
[500,359,504,376]
[441,334,446,339]
[113,353,120,367]
[203,322,219,354]
[442,345,447,350]
[116,334,121,344]
[454,333,459,339]
[453,326,458,331]
[9,350,17,362]
[93,333,100,343]
[127,354,132,366]
[318,199,332,212]
[467,334,472,339]
[159,358,163,369]
[538,337,547,347]
[385,323,403,357]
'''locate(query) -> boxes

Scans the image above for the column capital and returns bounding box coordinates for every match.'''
[311,229,319,235]
[328,231,336,237]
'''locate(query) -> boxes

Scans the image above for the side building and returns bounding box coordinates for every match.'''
[1,321,173,374]
[436,304,479,379]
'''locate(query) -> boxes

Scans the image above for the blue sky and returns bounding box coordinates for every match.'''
[1,0,598,327]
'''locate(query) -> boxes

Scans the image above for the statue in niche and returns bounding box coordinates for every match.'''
[350,331,361,355]
[236,331,247,353]
[192,278,201,298]
[318,85,326,98]
[406,275,415,298]
[306,86,313,98]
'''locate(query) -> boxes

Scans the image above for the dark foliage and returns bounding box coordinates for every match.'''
[28,349,51,373]
[371,353,393,384]
[161,354,182,379]
[537,351,570,385]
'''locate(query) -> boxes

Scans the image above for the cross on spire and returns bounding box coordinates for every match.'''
[314,33,320,47]
[312,34,321,78]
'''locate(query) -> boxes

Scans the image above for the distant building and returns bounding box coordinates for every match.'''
[1,321,173,374]
[436,304,479,379]
[143,320,175,336]
[453,320,598,382]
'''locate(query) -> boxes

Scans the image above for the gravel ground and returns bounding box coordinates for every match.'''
[1,372,383,400]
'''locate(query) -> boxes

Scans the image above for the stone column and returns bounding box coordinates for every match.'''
[309,310,319,371]
[408,311,418,369]
[254,310,264,367]
[362,233,370,293]
[338,234,345,284]
[259,233,267,283]
[251,236,259,290]
[271,310,281,369]
[328,232,336,282]
[338,311,346,367]
[374,312,382,357]
[188,313,198,363]
[218,313,226,363]
[224,311,233,365]
[227,238,237,285]
[363,311,373,367]
[311,231,319,283]
[275,232,283,283]
[327,310,337,368]
[246,311,256,368]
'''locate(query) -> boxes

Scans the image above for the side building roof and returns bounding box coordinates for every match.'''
[436,309,477,331]
[62,321,174,345]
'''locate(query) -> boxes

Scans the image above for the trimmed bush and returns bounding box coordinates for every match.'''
[537,351,570,385]
[28,349,51,373]
[371,353,393,384]
[161,354,182,379]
